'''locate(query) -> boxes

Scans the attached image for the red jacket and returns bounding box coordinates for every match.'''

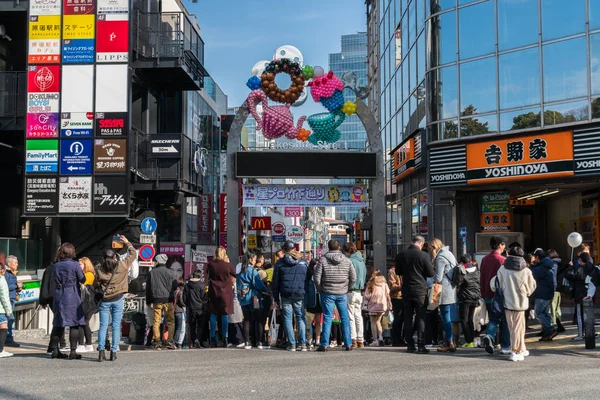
[479,251,506,299]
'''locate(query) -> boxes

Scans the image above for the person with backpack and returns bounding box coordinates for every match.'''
[453,254,480,348]
[429,238,458,353]
[547,249,566,333]
[236,252,268,350]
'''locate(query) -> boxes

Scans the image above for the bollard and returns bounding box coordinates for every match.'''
[583,298,595,350]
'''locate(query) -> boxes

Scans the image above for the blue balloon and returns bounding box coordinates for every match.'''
[246,76,262,90]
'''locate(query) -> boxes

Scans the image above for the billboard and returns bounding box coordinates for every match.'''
[63,0,95,15]
[97,0,128,13]
[95,112,127,136]
[93,139,127,173]
[60,139,92,174]
[61,112,94,137]
[25,139,59,173]
[28,40,61,64]
[25,176,59,214]
[62,39,95,63]
[61,65,93,112]
[199,194,213,244]
[96,14,129,63]
[26,113,59,138]
[59,176,92,213]
[29,15,62,40]
[95,64,128,112]
[30,0,62,15]
[28,65,60,93]
[93,176,128,214]
[63,14,95,39]
[242,184,369,207]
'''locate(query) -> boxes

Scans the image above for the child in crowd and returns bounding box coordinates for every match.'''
[174,278,186,349]
[363,271,391,347]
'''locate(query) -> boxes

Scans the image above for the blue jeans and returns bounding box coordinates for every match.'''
[98,297,124,352]
[535,298,554,335]
[484,298,510,349]
[210,314,229,341]
[439,304,454,343]
[282,298,306,347]
[6,300,14,342]
[320,293,351,347]
[174,312,186,345]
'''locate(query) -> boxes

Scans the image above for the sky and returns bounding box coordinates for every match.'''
[187,0,367,117]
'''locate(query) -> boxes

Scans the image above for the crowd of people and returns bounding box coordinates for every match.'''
[0,233,598,362]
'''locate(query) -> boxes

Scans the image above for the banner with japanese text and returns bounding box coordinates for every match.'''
[242,184,369,207]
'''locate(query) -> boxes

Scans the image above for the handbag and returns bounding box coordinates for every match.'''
[94,270,116,305]
[490,276,505,316]
[431,283,443,304]
[269,307,279,347]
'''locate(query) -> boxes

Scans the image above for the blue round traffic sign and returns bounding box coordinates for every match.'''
[141,218,157,234]
[139,245,155,261]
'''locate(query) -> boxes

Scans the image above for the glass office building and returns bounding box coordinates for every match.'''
[371,0,600,260]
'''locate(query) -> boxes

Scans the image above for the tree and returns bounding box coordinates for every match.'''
[459,105,491,137]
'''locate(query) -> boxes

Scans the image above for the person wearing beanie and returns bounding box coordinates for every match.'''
[146,253,178,350]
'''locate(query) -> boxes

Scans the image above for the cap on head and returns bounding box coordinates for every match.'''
[282,241,295,252]
[155,254,168,265]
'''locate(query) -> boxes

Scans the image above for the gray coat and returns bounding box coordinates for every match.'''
[315,251,356,295]
[434,247,457,306]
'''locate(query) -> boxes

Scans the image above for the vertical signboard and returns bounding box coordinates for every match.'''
[28,15,62,64]
[96,13,129,63]
[219,194,227,248]
[199,194,213,244]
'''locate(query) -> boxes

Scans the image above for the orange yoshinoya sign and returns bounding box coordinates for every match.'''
[393,138,415,182]
[466,131,574,184]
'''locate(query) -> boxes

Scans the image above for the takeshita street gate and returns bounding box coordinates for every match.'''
[226,46,385,268]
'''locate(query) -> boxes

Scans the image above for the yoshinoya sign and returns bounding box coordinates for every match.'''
[61,112,94,137]
[25,176,58,214]
[392,131,423,183]
[149,135,181,158]
[95,112,127,136]
[93,176,128,214]
[429,144,467,187]
[242,184,368,207]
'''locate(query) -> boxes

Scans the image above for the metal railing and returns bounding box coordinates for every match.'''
[0,72,26,119]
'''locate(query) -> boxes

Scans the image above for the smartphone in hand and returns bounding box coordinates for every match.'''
[112,235,124,249]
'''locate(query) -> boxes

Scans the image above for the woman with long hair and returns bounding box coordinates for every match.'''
[76,257,96,353]
[237,252,268,349]
[305,259,323,348]
[49,242,86,360]
[363,270,391,346]
[207,246,236,347]
[95,235,136,362]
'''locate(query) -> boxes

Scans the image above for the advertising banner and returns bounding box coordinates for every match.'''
[242,184,369,207]
[97,0,129,13]
[29,15,62,40]
[28,65,60,93]
[30,0,62,15]
[60,139,92,174]
[59,176,92,213]
[61,112,94,137]
[95,112,127,136]
[27,93,59,114]
[93,138,127,173]
[199,194,212,243]
[251,217,271,231]
[25,139,58,173]
[15,281,41,305]
[25,176,58,214]
[480,192,511,232]
[93,176,127,214]
[95,64,128,112]
[63,14,95,39]
[63,0,95,14]
[284,207,303,218]
[62,39,95,63]
[96,14,129,63]
[26,113,59,138]
[61,65,93,112]
[28,40,61,64]
[159,243,185,280]
[219,193,227,232]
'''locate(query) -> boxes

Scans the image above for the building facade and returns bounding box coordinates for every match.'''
[370,0,600,261]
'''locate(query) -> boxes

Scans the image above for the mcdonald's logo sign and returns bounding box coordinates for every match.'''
[251,217,271,230]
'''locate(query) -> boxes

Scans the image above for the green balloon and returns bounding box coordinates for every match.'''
[303,65,314,79]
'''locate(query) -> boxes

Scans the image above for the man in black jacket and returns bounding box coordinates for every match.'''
[146,254,178,350]
[395,235,435,353]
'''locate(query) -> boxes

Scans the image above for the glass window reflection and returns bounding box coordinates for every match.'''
[460,57,497,115]
[409,1,416,44]
[460,114,497,137]
[542,0,585,41]
[591,0,600,30]
[500,108,541,132]
[418,33,426,83]
[543,37,587,103]
[459,1,494,60]
[430,65,458,120]
[544,99,589,126]
[498,0,538,51]
[499,47,540,110]
[440,120,458,139]
[410,45,417,94]
[417,0,425,34]
[402,63,409,101]
[590,34,600,95]
[593,98,600,119]
[430,0,456,14]
[430,11,456,67]
[402,14,409,60]
[458,0,478,5]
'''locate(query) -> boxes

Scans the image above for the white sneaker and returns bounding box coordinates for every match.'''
[236,343,245,348]
[257,343,263,350]
[520,350,530,357]
[329,342,337,348]
[500,348,511,355]
[244,343,252,350]
[76,345,87,353]
[571,335,585,342]
[509,352,524,362]
[59,346,70,352]
[85,345,94,352]
[371,341,380,347]
[0,350,14,358]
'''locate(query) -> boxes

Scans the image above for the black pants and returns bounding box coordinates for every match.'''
[391,298,405,345]
[78,314,93,346]
[404,296,427,348]
[189,311,206,344]
[50,326,80,353]
[47,305,66,351]
[425,308,441,345]
[242,309,263,346]
[459,302,477,344]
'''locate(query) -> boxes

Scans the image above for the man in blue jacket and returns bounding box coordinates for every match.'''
[273,241,309,352]
[532,249,557,341]
[4,256,21,348]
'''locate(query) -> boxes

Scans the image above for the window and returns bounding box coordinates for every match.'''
[500,108,541,132]
[430,65,458,120]
[402,62,409,102]
[402,13,409,60]
[429,11,456,67]
[430,0,456,14]
[417,0,425,34]
[541,0,585,41]
[591,33,600,95]
[438,119,459,139]
[396,72,403,107]
[460,56,497,115]
[460,113,497,137]
[459,1,494,60]
[543,37,587,103]
[417,32,426,84]
[544,99,589,125]
[410,45,417,93]
[458,0,479,5]
[591,0,600,30]
[409,0,416,44]
[499,47,541,109]
[498,0,538,51]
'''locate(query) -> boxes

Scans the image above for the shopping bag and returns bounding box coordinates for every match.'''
[269,308,279,347]
[432,283,443,304]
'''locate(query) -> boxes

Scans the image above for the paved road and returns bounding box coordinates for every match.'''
[2,343,600,400]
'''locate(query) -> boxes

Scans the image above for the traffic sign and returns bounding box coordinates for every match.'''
[459,227,467,239]
[272,235,286,242]
[141,217,157,234]
[286,225,303,243]
[138,261,154,267]
[140,234,156,244]
[272,222,286,236]
[139,245,155,261]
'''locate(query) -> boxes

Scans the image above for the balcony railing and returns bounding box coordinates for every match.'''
[0,72,26,121]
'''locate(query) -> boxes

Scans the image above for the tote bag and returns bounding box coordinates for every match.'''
[269,308,279,347]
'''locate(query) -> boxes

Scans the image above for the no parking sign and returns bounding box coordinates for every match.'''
[139,245,155,261]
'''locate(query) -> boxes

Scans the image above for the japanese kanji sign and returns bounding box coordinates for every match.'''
[26,113,59,138]
[30,0,62,15]
[198,194,213,244]
[480,192,511,232]
[63,0,95,15]
[63,14,95,39]
[29,15,62,40]
[93,139,127,173]
[96,14,129,63]
[242,184,369,207]
[25,176,59,214]
[59,176,92,213]
[28,39,61,64]
[466,131,574,184]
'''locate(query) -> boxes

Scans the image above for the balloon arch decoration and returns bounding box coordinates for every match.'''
[226,46,386,268]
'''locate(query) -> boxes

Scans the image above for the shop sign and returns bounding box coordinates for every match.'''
[95,112,127,136]
[62,39,95,63]
[28,65,60,93]
[272,222,286,236]
[97,0,129,13]
[26,113,59,138]
[29,15,62,40]
[466,131,574,184]
[356,221,363,250]
[61,112,94,137]
[63,14,95,39]
[219,233,227,248]
[93,138,127,173]
[30,0,61,15]
[93,176,128,214]
[243,184,368,207]
[286,225,303,243]
[159,244,185,256]
[573,128,600,176]
[25,176,58,214]
[284,207,304,218]
[63,0,95,15]
[199,194,212,244]
[510,199,536,206]
[148,135,181,158]
[59,176,92,213]
[429,144,467,187]
[96,14,129,63]
[251,217,271,231]
[481,213,511,232]
[248,234,257,249]
[392,133,423,183]
[60,139,92,174]
[28,40,61,64]
[26,139,58,173]
[219,193,227,232]
[15,281,41,305]
[481,191,511,232]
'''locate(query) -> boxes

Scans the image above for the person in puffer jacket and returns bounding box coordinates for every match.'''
[314,239,356,351]
[532,249,557,341]
[453,254,480,348]
[363,271,391,347]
